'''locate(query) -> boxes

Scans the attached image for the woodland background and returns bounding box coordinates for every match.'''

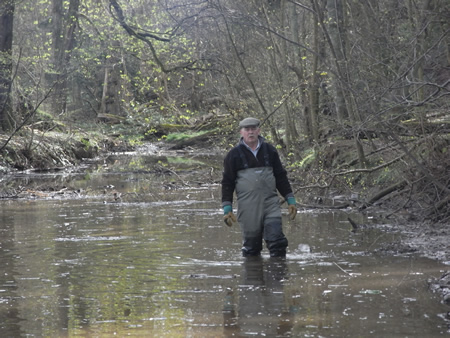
[0,0,449,221]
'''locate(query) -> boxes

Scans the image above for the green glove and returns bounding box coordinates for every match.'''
[223,205,232,215]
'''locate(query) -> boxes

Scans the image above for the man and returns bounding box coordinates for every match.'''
[221,117,297,257]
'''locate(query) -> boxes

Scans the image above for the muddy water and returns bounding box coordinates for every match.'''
[0,148,448,337]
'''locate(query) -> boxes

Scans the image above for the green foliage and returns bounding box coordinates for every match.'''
[36,109,54,121]
[289,148,316,169]
[123,134,144,147]
[80,138,92,148]
[373,167,393,186]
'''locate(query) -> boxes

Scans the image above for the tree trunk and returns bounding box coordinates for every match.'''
[326,0,347,122]
[289,7,313,144]
[309,8,320,143]
[100,67,109,116]
[286,2,300,143]
[0,0,15,131]
[100,51,122,118]
[51,0,80,116]
[51,0,64,115]
[317,0,367,166]
[281,0,299,150]
[411,0,433,133]
[261,0,298,153]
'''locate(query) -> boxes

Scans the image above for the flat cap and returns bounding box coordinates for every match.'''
[239,117,260,129]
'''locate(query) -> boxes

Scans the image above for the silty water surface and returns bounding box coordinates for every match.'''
[0,146,448,337]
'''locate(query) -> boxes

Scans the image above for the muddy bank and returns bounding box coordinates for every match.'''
[0,129,132,173]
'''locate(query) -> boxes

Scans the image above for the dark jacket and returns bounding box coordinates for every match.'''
[221,137,294,206]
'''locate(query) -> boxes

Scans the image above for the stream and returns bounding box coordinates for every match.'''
[0,145,448,337]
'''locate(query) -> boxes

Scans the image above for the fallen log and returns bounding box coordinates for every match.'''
[363,179,408,208]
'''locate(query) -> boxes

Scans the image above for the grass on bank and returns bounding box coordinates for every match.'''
[164,130,209,142]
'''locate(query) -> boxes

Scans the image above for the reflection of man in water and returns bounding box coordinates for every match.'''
[223,257,293,336]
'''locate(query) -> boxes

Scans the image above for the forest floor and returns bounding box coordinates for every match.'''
[0,122,449,305]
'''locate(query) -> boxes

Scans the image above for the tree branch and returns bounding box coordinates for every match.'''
[334,153,406,176]
[217,0,269,117]
[0,84,56,152]
[108,0,169,72]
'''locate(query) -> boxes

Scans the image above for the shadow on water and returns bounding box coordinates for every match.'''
[0,146,449,336]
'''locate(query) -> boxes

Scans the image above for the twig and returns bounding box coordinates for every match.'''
[333,262,356,277]
[159,165,189,186]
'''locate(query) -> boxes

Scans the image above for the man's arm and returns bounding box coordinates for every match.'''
[270,146,294,199]
[221,150,237,206]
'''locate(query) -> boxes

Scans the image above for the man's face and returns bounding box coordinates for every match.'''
[240,126,260,145]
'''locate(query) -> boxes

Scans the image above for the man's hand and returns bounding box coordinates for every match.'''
[288,205,297,220]
[223,211,237,227]
[223,205,236,227]
[287,197,297,220]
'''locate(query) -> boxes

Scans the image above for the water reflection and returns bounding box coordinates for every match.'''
[0,219,23,336]
[223,256,293,336]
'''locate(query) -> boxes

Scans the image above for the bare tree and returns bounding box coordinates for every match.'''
[0,0,15,131]
[51,0,80,116]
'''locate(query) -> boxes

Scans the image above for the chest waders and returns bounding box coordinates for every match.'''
[235,144,288,257]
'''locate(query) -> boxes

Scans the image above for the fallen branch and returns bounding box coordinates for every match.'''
[293,154,406,196]
[156,165,189,186]
[293,183,330,190]
[297,202,349,209]
[427,194,450,220]
[333,262,356,277]
[364,179,408,207]
[334,154,406,176]
[434,194,450,212]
